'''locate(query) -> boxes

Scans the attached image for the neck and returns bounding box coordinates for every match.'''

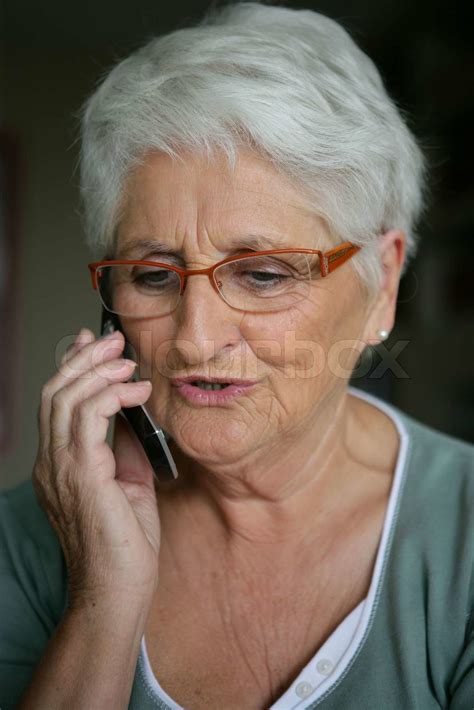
[156,388,375,557]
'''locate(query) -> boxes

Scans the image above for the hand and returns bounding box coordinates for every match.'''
[33,327,161,611]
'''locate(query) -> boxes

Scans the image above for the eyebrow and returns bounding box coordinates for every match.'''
[115,234,293,259]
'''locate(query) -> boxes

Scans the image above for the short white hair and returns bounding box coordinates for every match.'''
[79,1,428,294]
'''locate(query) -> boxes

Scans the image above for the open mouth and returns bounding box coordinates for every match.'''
[191,381,231,390]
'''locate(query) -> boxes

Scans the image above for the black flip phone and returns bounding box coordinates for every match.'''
[100,307,179,482]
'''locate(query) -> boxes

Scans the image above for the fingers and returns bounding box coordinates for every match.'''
[38,326,153,486]
[65,380,153,474]
[50,355,143,444]
[57,329,125,383]
[37,327,93,431]
[39,329,125,441]
[60,327,95,366]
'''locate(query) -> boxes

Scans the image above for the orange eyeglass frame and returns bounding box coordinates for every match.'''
[88,241,361,295]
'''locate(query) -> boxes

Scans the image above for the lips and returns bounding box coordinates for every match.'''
[175,382,253,407]
[170,376,258,386]
[170,376,260,406]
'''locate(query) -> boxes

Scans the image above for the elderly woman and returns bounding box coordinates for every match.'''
[1,3,473,709]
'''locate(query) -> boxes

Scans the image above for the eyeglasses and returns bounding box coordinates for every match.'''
[88,241,361,317]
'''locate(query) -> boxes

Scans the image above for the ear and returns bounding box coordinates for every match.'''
[364,229,406,346]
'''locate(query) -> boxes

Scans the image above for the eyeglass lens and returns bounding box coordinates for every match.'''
[96,252,321,316]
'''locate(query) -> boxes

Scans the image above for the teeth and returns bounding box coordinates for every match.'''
[194,381,230,390]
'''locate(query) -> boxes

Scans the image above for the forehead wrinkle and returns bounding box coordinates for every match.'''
[117,150,331,256]
[117,205,327,259]
[116,231,302,260]
[209,169,315,221]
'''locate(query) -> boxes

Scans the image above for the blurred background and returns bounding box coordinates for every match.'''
[1,0,473,490]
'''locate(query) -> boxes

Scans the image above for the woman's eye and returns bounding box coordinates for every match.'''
[247,270,288,282]
[237,270,292,292]
[134,270,171,286]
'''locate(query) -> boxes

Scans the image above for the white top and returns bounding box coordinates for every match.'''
[139,385,410,709]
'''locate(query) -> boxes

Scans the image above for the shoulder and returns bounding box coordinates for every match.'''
[383,401,474,578]
[394,404,474,488]
[385,399,473,517]
[0,480,68,706]
[349,387,473,487]
[0,478,68,625]
[350,386,474,536]
[1,477,55,538]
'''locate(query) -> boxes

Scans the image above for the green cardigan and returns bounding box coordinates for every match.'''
[0,397,473,709]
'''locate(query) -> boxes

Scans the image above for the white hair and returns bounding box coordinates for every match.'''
[79,1,428,294]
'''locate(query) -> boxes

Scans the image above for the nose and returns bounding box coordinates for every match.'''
[168,273,243,368]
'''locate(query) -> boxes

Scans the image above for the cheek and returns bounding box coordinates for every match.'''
[240,306,330,382]
[240,283,367,387]
[311,283,370,376]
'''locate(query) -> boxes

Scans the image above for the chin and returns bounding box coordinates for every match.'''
[169,414,260,465]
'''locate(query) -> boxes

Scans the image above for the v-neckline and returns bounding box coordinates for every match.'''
[137,386,412,709]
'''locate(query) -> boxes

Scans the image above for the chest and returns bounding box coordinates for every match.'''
[143,513,385,710]
[145,601,360,710]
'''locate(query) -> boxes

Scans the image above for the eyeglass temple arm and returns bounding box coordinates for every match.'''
[323,243,361,275]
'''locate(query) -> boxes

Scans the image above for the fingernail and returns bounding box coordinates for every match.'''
[75,327,87,345]
[102,330,121,340]
[123,359,138,368]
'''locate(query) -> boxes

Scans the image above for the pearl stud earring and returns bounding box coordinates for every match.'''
[377,329,390,341]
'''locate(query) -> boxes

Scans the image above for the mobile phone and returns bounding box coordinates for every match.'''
[100,307,179,482]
